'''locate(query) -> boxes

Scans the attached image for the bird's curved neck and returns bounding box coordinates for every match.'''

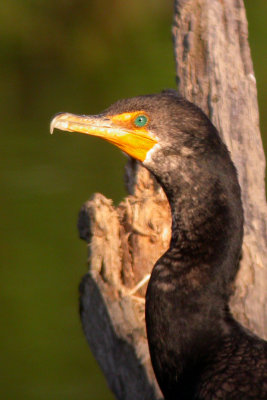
[146,161,243,397]
[154,156,243,281]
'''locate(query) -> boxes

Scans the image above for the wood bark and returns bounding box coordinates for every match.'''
[78,1,267,399]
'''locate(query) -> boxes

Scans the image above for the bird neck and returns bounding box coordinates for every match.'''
[145,159,243,395]
[154,156,243,292]
[168,179,229,266]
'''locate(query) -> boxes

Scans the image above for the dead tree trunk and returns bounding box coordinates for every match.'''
[78,1,267,399]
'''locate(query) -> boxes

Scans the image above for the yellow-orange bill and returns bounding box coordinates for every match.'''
[50,112,157,162]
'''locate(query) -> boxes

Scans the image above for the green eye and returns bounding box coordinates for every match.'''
[134,115,148,127]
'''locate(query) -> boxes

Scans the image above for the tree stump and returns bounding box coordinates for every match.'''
[79,1,267,399]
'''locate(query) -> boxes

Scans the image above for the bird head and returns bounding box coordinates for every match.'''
[50,91,226,186]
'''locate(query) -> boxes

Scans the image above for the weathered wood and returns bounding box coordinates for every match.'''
[79,1,267,399]
[79,188,168,400]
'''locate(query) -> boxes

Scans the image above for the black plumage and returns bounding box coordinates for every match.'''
[51,91,267,399]
[105,92,267,399]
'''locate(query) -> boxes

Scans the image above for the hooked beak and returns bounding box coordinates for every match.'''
[50,112,157,162]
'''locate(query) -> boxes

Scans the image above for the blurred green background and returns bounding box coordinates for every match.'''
[0,1,266,399]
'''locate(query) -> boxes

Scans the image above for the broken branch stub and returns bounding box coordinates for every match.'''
[78,180,170,400]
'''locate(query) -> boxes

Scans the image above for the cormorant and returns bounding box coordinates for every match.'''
[51,91,267,399]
